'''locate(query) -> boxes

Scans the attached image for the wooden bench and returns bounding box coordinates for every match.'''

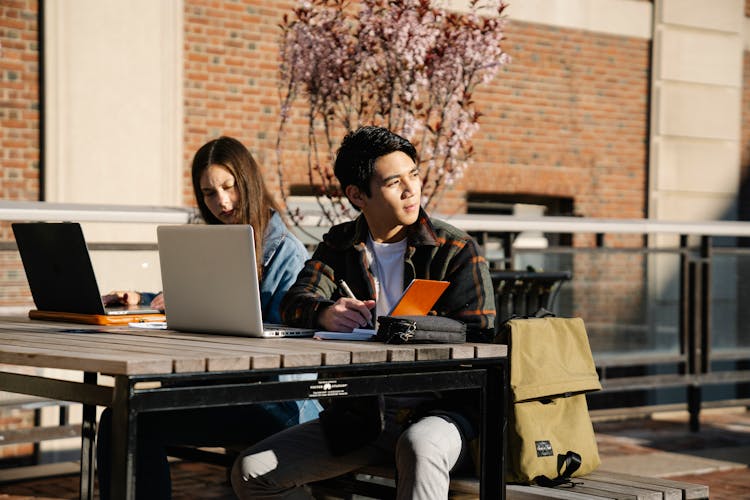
[0,394,81,483]
[0,395,79,457]
[310,466,710,499]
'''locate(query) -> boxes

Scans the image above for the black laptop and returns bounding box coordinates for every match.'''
[12,222,162,316]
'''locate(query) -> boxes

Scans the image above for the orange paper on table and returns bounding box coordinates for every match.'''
[388,279,450,316]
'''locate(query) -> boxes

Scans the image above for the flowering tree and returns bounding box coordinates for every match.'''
[276,0,510,223]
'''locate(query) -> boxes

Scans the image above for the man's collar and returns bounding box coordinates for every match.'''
[407,208,439,247]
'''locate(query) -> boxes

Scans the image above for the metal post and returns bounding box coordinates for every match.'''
[688,236,712,432]
[700,236,712,375]
[79,372,97,500]
[688,258,703,432]
[679,235,689,358]
[686,261,701,375]
[33,408,42,465]
[111,375,137,500]
[683,234,703,432]
[501,233,514,270]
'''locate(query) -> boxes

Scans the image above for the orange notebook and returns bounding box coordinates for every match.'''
[389,279,450,316]
[29,310,166,326]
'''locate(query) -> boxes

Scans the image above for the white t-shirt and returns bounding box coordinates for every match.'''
[367,236,431,420]
[366,234,407,320]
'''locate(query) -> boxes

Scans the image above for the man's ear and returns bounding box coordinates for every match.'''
[345,185,367,210]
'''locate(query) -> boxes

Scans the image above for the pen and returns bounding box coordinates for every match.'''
[337,279,373,328]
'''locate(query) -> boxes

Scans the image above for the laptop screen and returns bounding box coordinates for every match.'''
[157,224,313,337]
[12,222,107,315]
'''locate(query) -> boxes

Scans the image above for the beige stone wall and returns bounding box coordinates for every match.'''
[649,0,744,222]
[44,0,183,214]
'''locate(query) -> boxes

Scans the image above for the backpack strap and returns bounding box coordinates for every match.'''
[533,451,582,487]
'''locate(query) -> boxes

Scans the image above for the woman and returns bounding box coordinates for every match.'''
[97,136,318,499]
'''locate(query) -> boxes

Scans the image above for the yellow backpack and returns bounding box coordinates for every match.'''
[503,316,602,485]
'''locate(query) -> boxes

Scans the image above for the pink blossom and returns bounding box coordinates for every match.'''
[277,0,510,220]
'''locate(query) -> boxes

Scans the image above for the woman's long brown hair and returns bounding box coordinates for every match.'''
[191,136,282,280]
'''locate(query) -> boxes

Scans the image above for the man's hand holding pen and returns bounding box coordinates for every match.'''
[316,279,375,332]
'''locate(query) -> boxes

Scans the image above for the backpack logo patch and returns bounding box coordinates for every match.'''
[535,440,553,457]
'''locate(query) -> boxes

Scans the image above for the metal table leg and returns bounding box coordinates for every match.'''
[111,376,137,500]
[480,362,506,500]
[79,372,97,500]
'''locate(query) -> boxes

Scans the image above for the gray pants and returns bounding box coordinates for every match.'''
[231,415,466,500]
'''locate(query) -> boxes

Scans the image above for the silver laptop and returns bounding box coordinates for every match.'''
[12,222,162,316]
[156,224,314,337]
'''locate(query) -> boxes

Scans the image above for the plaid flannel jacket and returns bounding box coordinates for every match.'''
[280,209,496,338]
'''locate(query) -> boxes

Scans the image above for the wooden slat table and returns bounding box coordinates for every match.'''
[0,317,508,500]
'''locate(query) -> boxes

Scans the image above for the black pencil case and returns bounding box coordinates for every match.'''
[375,315,466,344]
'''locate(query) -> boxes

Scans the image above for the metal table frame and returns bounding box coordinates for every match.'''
[0,358,507,500]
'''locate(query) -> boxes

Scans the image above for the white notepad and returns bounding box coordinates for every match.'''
[314,328,375,341]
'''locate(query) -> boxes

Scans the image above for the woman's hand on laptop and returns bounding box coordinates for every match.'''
[102,291,141,306]
[149,293,165,310]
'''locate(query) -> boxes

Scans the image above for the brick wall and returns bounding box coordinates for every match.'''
[0,0,39,212]
[182,4,650,226]
[462,20,649,221]
[0,0,39,307]
[183,0,298,207]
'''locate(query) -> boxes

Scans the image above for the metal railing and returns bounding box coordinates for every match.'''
[463,217,750,429]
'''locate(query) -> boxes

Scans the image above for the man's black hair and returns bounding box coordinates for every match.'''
[334,126,418,201]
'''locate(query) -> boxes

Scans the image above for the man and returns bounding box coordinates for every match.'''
[231,126,495,499]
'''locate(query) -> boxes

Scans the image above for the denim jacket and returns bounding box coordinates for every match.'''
[260,211,309,324]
